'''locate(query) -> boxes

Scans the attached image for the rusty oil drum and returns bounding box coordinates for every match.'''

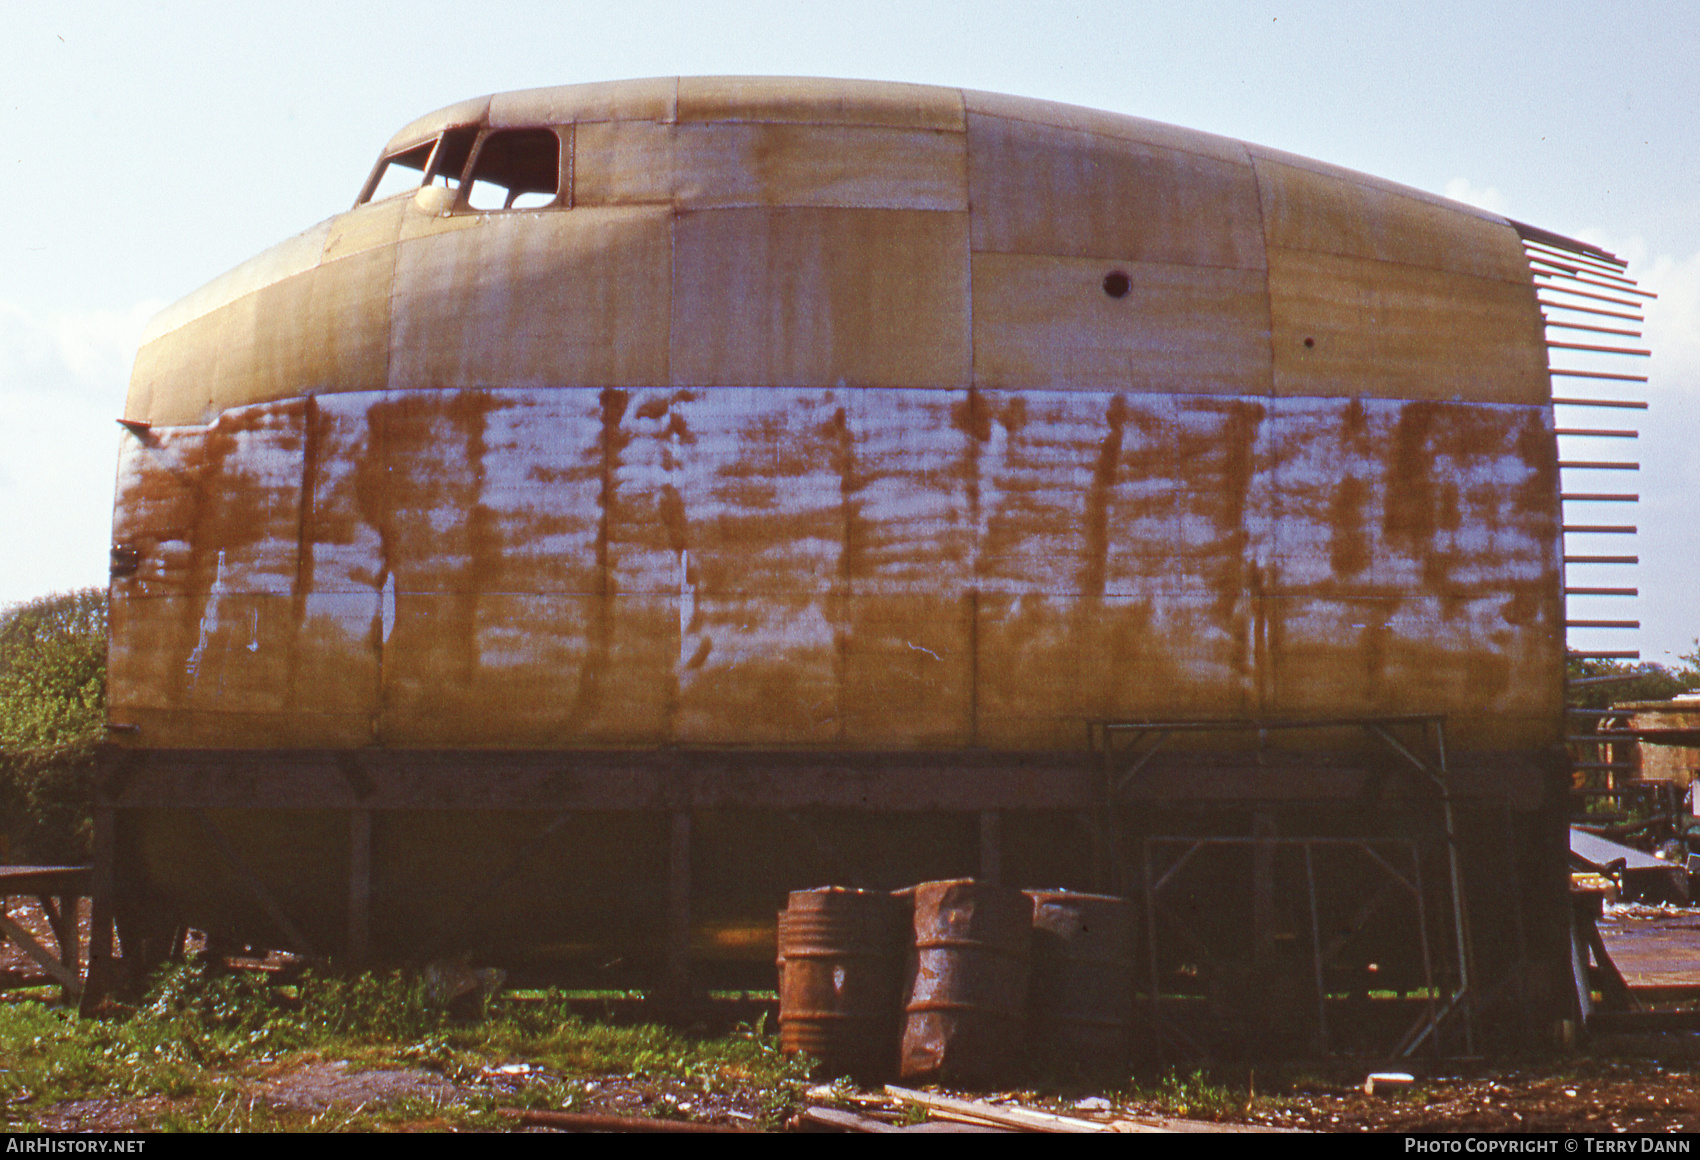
[900,878,1031,1085]
[777,887,908,1080]
[1025,890,1135,1070]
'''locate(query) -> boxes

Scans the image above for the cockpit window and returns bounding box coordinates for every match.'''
[360,141,434,204]
[464,129,562,211]
[356,126,478,207]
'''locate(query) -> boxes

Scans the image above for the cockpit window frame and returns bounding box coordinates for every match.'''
[454,126,571,215]
[353,123,481,209]
[355,122,572,213]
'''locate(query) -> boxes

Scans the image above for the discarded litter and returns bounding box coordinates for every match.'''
[1363,1072,1415,1096]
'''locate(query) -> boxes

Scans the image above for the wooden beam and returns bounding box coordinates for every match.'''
[80,808,117,1014]
[0,913,80,993]
[347,810,371,967]
[978,810,1002,885]
[667,811,692,1004]
[192,810,315,957]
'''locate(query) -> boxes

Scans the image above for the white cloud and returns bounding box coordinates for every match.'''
[1555,233,1700,666]
[0,298,159,606]
[0,298,162,401]
[1444,177,1508,214]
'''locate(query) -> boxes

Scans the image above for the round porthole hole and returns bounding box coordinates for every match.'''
[1102,271,1131,298]
[1303,336,1316,349]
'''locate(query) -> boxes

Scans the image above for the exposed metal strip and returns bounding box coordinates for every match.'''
[1511,219,1625,264]
[1549,369,1649,383]
[1535,271,1657,300]
[1538,298,1644,323]
[1545,342,1650,357]
[1538,284,1647,309]
[1528,255,1643,287]
[1521,237,1629,271]
[1543,320,1642,338]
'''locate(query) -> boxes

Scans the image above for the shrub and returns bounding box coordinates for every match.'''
[0,588,106,863]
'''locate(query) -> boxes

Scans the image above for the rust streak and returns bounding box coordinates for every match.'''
[568,388,630,728]
[1079,395,1127,601]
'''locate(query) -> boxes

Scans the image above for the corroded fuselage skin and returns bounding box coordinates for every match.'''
[113,77,1561,760]
[106,80,1569,984]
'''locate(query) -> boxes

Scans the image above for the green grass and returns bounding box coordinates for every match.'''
[0,958,810,1132]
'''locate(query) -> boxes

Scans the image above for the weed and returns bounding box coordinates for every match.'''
[0,961,810,1131]
[1127,1068,1244,1120]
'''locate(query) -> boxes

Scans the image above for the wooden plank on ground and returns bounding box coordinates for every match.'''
[0,913,80,992]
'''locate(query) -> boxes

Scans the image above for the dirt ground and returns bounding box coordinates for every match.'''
[8,897,1700,1132]
[1231,1059,1700,1133]
[21,1053,1700,1133]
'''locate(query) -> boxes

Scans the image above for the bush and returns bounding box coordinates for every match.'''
[0,588,106,863]
[1566,643,1700,713]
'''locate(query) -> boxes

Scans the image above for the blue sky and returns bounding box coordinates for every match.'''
[2,0,1695,665]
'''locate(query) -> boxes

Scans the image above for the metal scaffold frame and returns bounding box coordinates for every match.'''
[1090,714,1480,1057]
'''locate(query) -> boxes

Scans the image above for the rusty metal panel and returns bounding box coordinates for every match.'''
[967,390,1269,745]
[397,204,486,243]
[967,113,1265,269]
[665,386,844,745]
[576,120,967,212]
[130,216,398,427]
[962,89,1248,165]
[677,76,964,131]
[970,391,1269,600]
[128,293,261,427]
[377,593,604,747]
[673,592,842,746]
[254,251,391,402]
[308,387,677,745]
[838,595,974,746]
[975,594,1256,749]
[1252,154,1531,283]
[104,400,389,747]
[108,384,1565,753]
[572,120,675,205]
[111,401,307,598]
[1267,247,1549,403]
[1247,141,1509,228]
[320,196,406,263]
[488,77,676,128]
[670,208,970,389]
[1258,396,1563,743]
[661,387,976,746]
[673,123,967,211]
[135,220,330,354]
[971,253,1272,394]
[1263,594,1563,748]
[1262,398,1560,597]
[137,254,393,427]
[389,207,673,390]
